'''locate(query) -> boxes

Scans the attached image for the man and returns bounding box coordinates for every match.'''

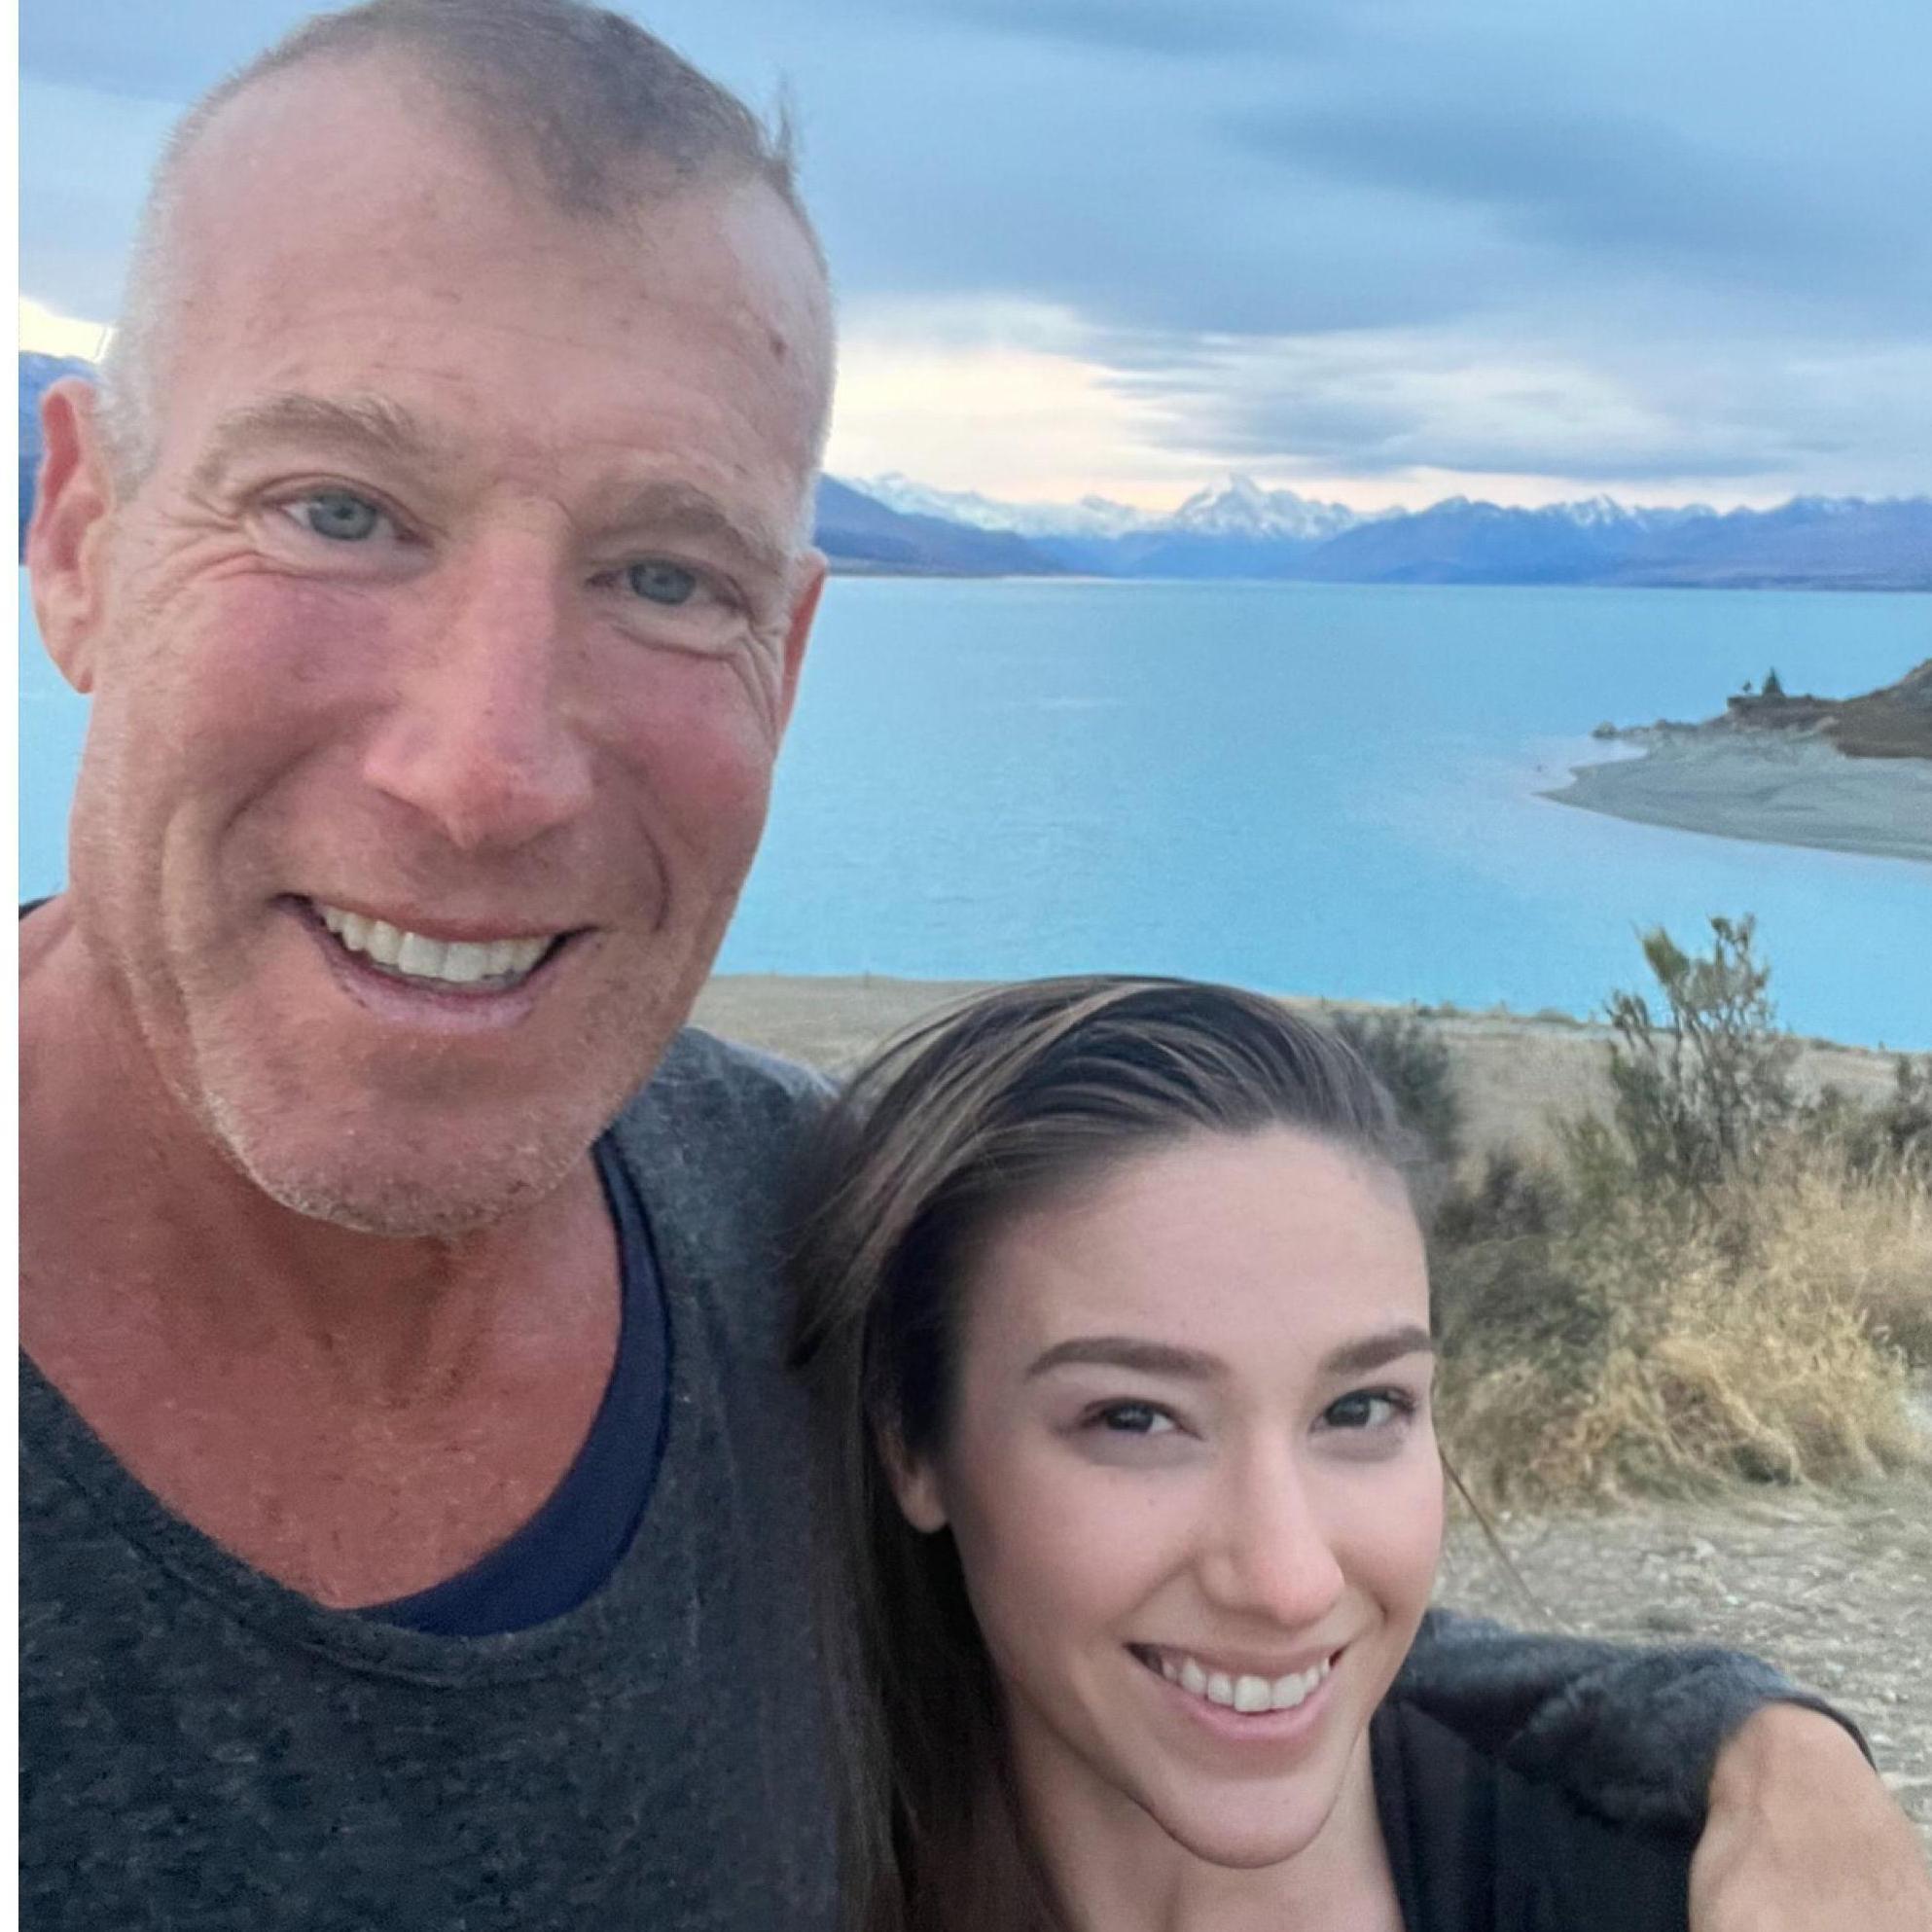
[19,4,1929,1928]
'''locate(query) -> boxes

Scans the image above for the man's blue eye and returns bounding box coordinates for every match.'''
[298,491,382,542]
[626,560,699,607]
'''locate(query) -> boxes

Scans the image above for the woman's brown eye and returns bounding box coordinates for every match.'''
[1094,1403,1173,1436]
[1324,1390,1408,1430]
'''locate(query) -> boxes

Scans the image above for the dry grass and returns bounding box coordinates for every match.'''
[1436,1142,1932,1507]
[1818,1160,1932,1368]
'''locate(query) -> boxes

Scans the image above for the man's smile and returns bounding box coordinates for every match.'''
[308,897,568,991]
[291,896,587,1014]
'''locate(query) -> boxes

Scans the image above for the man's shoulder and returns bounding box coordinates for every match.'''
[1376,1698,1693,1930]
[621,1025,835,1146]
[603,1029,835,1355]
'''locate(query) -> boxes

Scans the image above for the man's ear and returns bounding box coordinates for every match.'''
[26,378,120,697]
[775,548,827,735]
[877,1425,949,1535]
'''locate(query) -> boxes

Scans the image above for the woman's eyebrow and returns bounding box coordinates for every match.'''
[1025,1325,1435,1383]
[1027,1321,1437,1382]
[1317,1325,1435,1377]
[1025,1336,1224,1381]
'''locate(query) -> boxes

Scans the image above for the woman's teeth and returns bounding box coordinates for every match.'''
[313,903,554,988]
[1147,1649,1333,1714]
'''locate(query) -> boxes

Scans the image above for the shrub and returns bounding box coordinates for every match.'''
[1807,1055,1932,1183]
[1598,915,1796,1195]
[1430,917,1932,1506]
[1437,1147,1928,1503]
[1328,1007,1464,1174]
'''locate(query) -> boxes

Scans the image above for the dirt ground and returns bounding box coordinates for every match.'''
[696,973,1932,1844]
[1436,1461,1932,1842]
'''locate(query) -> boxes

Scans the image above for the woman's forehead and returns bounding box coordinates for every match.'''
[959,1127,1428,1370]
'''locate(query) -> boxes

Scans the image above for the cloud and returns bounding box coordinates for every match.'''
[19,0,319,103]
[18,299,116,363]
[928,0,1328,59]
[19,0,1931,503]
[18,79,183,319]
[1087,322,1932,496]
[1231,97,1920,314]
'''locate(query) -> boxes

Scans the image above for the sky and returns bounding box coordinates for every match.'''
[18,0,1932,513]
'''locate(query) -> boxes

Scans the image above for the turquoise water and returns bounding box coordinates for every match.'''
[18,573,1931,1047]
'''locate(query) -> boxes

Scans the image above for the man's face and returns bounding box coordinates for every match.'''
[49,60,830,1235]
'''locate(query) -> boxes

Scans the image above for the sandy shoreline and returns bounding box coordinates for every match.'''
[693,974,1910,1164]
[1544,730,1932,865]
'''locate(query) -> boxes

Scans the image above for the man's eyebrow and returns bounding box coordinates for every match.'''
[608,479,793,583]
[1025,1336,1225,1381]
[190,393,447,495]
[1317,1325,1435,1378]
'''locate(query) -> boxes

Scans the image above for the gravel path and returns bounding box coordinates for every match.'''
[1435,1467,1932,1842]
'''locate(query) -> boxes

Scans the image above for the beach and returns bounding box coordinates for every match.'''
[1545,730,1932,865]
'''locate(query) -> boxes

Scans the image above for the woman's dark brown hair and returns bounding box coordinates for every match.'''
[787,976,1426,1932]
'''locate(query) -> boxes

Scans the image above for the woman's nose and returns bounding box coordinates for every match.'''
[1195,1448,1348,1632]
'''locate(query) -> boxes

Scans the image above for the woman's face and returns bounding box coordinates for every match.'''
[894,1127,1442,1873]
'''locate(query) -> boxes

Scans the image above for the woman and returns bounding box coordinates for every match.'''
[790,976,1694,1932]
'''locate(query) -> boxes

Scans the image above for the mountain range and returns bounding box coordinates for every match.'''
[850,470,1932,590]
[18,354,1929,589]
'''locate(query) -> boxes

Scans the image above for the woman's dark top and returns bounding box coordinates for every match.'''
[1374,1698,1694,1930]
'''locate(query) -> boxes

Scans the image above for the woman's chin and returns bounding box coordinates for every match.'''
[1139,1784,1341,1873]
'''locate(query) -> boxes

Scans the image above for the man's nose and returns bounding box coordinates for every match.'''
[1195,1445,1347,1631]
[362,549,596,854]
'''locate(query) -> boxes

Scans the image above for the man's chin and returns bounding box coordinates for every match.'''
[210,1103,598,1241]
[253,1164,568,1241]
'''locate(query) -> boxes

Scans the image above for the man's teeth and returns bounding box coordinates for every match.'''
[313,903,553,987]
[1152,1650,1332,1713]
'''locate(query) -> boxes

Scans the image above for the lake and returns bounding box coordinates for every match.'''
[18,572,1931,1049]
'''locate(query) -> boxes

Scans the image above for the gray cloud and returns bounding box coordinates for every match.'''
[1088,320,1932,494]
[20,0,1931,500]
[928,0,1330,59]
[20,0,316,102]
[1232,97,1919,310]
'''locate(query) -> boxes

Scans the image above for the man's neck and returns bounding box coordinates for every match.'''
[19,902,625,1605]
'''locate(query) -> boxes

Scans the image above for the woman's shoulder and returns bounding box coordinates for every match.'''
[1372,1698,1695,1932]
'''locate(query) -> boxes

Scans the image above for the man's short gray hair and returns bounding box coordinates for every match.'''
[100,0,824,483]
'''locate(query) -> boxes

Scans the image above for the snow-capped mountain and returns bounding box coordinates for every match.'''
[16,356,1926,589]
[847,470,1380,544]
[1165,474,1370,542]
[823,467,1930,589]
[1537,495,1716,533]
[849,473,1158,539]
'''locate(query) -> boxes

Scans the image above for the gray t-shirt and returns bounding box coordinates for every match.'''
[21,1028,841,1932]
[20,1027,1841,1928]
